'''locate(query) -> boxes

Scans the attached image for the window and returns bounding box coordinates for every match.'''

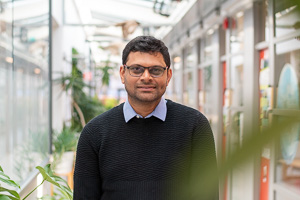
[0,0,50,184]
[274,47,300,198]
[230,12,244,54]
[183,41,197,107]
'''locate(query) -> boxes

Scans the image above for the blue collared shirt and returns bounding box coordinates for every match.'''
[123,98,167,123]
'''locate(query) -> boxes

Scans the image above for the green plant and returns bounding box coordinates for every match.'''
[0,164,72,200]
[97,57,113,87]
[53,127,79,155]
[52,127,79,170]
[53,47,107,130]
[103,98,119,110]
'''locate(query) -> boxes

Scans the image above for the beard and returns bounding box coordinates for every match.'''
[124,83,166,104]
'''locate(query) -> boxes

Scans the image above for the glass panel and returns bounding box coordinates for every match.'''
[228,112,244,152]
[183,41,197,106]
[275,116,300,197]
[173,71,182,102]
[263,0,270,41]
[258,49,272,200]
[0,0,50,184]
[198,69,203,112]
[274,47,300,197]
[183,73,188,104]
[186,71,194,106]
[13,0,49,62]
[0,68,5,159]
[183,71,194,106]
[185,42,197,69]
[230,55,244,106]
[203,65,212,114]
[230,12,244,54]
[172,54,182,102]
[0,0,13,178]
[274,0,300,37]
[13,0,50,183]
[173,54,182,71]
[203,33,213,62]
[259,49,271,130]
[227,111,245,199]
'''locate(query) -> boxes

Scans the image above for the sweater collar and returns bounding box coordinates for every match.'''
[123,98,167,123]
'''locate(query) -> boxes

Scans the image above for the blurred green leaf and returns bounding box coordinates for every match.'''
[0,195,18,200]
[0,187,20,200]
[36,165,73,200]
[0,172,10,180]
[0,170,20,189]
[183,116,299,198]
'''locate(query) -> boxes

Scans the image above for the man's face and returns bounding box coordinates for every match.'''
[120,51,172,105]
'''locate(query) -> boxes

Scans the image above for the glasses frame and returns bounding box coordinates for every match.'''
[124,65,168,78]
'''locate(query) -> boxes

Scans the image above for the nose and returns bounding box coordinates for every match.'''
[140,68,152,80]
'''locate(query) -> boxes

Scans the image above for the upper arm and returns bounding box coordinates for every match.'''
[73,126,102,200]
[190,115,219,199]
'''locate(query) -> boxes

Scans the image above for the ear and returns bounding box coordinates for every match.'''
[120,65,125,84]
[166,68,172,86]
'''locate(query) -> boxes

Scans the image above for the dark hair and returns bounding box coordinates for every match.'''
[122,36,171,68]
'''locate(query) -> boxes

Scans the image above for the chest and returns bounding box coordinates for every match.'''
[98,122,193,181]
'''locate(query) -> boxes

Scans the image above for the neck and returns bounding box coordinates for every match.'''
[128,98,161,118]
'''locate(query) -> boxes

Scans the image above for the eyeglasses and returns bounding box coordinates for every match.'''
[124,65,167,78]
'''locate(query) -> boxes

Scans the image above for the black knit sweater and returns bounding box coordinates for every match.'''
[74,100,218,200]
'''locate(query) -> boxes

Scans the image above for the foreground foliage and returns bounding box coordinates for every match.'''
[0,164,72,200]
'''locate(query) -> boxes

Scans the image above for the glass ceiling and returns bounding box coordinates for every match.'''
[0,0,196,64]
[62,0,196,63]
[63,0,195,40]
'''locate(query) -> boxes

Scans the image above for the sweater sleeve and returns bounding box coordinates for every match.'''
[73,125,102,200]
[189,114,219,200]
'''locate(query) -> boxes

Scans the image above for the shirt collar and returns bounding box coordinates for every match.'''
[123,98,167,123]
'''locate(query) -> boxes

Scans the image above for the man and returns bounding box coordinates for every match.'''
[74,36,218,200]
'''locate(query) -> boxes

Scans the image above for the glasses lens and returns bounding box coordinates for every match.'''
[127,65,166,77]
[129,66,144,76]
[149,66,165,77]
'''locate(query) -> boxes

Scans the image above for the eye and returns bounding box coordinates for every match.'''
[130,66,144,74]
[131,66,142,71]
[150,67,164,74]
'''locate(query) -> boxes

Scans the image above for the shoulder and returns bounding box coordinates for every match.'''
[166,99,205,118]
[165,100,212,137]
[166,99,211,128]
[78,103,124,147]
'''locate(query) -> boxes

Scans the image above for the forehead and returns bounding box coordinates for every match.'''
[126,51,165,66]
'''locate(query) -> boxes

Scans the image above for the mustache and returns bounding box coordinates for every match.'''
[137,82,156,86]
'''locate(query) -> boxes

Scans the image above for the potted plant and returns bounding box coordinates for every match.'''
[52,127,79,174]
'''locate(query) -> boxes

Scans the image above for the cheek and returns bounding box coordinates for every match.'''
[124,76,136,88]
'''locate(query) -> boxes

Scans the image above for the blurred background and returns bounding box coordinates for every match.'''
[0,0,299,199]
